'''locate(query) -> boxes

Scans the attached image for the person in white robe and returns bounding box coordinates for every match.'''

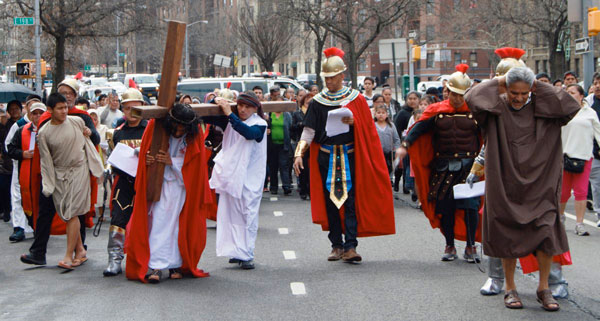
[210,92,268,270]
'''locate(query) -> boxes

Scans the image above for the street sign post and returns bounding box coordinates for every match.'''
[13,17,34,25]
[576,37,591,54]
[379,38,408,102]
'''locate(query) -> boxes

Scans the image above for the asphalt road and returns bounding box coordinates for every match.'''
[0,191,598,321]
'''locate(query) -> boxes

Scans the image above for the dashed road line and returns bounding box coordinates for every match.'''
[564,212,599,228]
[278,228,289,235]
[270,197,278,201]
[290,282,306,295]
[283,250,296,260]
[273,210,283,217]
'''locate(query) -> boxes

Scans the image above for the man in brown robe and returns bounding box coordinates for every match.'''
[465,67,579,311]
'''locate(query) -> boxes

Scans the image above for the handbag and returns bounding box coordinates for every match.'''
[564,154,586,173]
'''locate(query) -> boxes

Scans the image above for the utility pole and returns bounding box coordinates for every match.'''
[34,0,41,95]
[583,0,595,90]
[116,14,120,75]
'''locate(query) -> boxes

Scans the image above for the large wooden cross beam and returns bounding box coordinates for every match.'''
[142,21,296,202]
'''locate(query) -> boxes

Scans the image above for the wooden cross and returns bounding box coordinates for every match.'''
[136,21,296,202]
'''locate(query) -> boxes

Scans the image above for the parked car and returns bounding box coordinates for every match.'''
[416,81,443,94]
[124,74,160,99]
[297,74,317,89]
[177,77,305,102]
[79,86,116,101]
[83,77,108,87]
[107,81,128,98]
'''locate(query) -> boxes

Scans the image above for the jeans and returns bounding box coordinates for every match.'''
[589,159,600,212]
[267,143,291,192]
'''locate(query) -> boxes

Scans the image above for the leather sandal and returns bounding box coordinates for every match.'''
[72,257,88,267]
[146,269,162,284]
[169,268,183,279]
[504,290,523,309]
[537,289,560,311]
[58,261,74,270]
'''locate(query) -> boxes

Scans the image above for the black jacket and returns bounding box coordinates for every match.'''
[394,105,414,138]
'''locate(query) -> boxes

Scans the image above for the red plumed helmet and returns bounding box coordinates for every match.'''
[128,78,137,89]
[455,64,469,74]
[494,47,526,60]
[74,72,83,80]
[323,47,345,59]
[226,81,232,89]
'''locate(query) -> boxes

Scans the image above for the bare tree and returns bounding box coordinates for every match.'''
[233,0,295,72]
[279,0,331,89]
[313,0,420,89]
[11,0,149,91]
[478,0,569,78]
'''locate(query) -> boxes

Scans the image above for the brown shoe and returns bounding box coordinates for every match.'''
[327,248,344,261]
[342,248,362,262]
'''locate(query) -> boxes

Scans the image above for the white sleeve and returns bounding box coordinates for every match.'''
[4,122,19,152]
[299,127,315,145]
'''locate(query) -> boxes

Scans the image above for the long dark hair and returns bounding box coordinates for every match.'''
[164,103,199,138]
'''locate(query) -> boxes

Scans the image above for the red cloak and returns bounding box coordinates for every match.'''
[309,95,395,236]
[407,100,483,242]
[33,108,98,234]
[125,119,213,282]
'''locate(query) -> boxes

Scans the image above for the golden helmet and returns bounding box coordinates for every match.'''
[121,88,145,104]
[495,47,526,77]
[58,78,80,95]
[321,47,347,77]
[446,64,471,95]
[218,82,235,101]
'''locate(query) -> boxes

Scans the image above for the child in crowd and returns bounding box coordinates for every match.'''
[374,105,401,183]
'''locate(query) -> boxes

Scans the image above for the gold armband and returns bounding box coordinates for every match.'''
[295,140,309,158]
[470,162,484,177]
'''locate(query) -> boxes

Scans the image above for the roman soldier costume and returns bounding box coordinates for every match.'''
[104,88,148,276]
[406,64,483,262]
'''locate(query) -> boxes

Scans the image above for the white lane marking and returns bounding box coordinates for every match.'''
[283,250,296,260]
[290,282,306,295]
[270,197,278,201]
[273,211,283,217]
[564,212,598,228]
[278,228,289,235]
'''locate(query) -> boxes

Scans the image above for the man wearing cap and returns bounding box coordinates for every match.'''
[4,97,42,242]
[399,64,482,263]
[125,103,212,283]
[293,47,395,262]
[563,71,578,87]
[103,88,148,276]
[56,78,100,145]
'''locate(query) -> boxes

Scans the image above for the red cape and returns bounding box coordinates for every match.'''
[125,119,213,282]
[309,95,395,236]
[408,100,483,242]
[33,109,97,234]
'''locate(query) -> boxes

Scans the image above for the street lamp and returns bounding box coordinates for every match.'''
[163,19,208,78]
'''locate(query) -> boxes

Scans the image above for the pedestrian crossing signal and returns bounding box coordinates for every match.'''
[16,62,30,76]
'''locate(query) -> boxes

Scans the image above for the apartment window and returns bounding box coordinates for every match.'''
[469,52,477,67]
[535,60,540,74]
[426,25,435,41]
[242,65,246,75]
[358,58,366,72]
[543,60,548,72]
[426,0,435,14]
[279,63,285,73]
[304,39,311,53]
[454,52,461,66]
[426,52,434,68]
[305,61,310,73]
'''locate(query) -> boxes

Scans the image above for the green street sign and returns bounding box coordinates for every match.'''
[119,53,125,57]
[84,65,91,71]
[1,51,8,56]
[13,17,34,26]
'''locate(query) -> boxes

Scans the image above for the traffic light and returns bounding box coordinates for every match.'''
[16,62,30,76]
[589,7,600,36]
[412,45,421,61]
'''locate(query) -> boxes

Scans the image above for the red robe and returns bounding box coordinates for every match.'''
[125,119,213,282]
[408,100,483,242]
[33,108,98,234]
[309,95,395,236]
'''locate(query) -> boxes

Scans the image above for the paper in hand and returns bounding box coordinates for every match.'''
[107,143,139,177]
[453,181,485,199]
[325,107,353,137]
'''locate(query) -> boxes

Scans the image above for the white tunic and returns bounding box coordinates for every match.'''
[211,113,267,261]
[148,135,187,270]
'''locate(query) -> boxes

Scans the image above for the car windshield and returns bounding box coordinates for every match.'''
[135,76,156,84]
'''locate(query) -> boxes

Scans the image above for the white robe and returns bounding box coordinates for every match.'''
[211,113,267,261]
[5,116,33,232]
[148,135,187,270]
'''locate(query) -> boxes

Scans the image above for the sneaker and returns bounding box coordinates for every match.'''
[441,245,457,261]
[575,223,590,236]
[464,245,481,263]
[240,260,255,270]
[9,227,25,242]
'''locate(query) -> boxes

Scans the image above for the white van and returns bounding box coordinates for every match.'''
[124,74,160,99]
[177,77,304,102]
